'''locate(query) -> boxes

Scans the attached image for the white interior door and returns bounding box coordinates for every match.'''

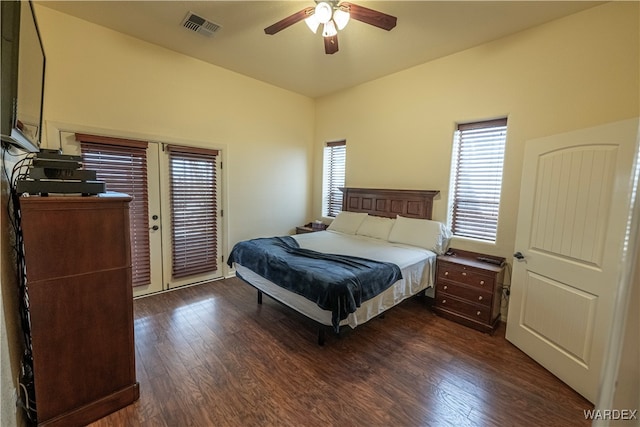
[506,118,638,403]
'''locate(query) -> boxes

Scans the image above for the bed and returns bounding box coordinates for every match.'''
[228,188,449,344]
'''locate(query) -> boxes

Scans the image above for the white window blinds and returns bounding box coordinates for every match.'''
[448,118,507,242]
[77,133,151,287]
[322,140,346,217]
[167,145,219,279]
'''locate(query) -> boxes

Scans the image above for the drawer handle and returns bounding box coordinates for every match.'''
[480,280,485,285]
[462,272,467,276]
[443,285,448,290]
[442,299,446,304]
[478,296,483,301]
[444,272,449,276]
[476,311,481,316]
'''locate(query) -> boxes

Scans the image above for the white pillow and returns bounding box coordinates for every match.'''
[327,211,367,235]
[355,215,395,240]
[388,216,452,254]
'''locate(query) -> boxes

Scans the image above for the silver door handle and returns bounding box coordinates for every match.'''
[514,251,525,260]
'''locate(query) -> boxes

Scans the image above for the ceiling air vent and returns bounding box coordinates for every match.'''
[181,12,221,37]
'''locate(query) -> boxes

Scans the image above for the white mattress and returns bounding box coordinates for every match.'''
[234,230,436,329]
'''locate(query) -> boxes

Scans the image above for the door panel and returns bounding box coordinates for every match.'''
[530,145,616,266]
[520,272,597,366]
[159,144,222,289]
[506,118,638,403]
[133,142,163,297]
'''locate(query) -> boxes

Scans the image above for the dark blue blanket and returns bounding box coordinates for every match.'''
[227,236,402,331]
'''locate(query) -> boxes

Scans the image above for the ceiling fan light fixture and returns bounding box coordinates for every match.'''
[333,9,350,30]
[322,20,338,37]
[305,14,320,33]
[315,2,333,24]
[264,1,397,54]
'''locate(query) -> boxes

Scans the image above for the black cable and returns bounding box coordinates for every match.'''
[3,147,34,345]
[2,143,37,423]
[502,261,512,300]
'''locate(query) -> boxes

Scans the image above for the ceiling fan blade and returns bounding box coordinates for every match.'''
[324,34,339,54]
[340,2,397,31]
[264,7,315,35]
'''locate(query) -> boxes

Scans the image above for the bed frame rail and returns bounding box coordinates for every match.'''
[257,290,333,345]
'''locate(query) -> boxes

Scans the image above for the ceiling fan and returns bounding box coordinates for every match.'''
[264,1,397,55]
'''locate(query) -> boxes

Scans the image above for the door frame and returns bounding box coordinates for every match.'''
[158,142,224,289]
[595,119,640,416]
[45,121,230,294]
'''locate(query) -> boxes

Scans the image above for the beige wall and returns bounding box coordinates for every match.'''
[35,5,316,250]
[1,2,638,426]
[314,1,640,262]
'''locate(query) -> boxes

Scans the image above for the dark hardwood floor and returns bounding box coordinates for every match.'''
[89,277,592,427]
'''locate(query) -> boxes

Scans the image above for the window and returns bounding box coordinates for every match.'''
[78,133,151,286]
[448,118,507,242]
[322,140,346,217]
[167,145,219,279]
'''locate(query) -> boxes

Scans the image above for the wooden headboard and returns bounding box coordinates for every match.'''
[340,187,439,220]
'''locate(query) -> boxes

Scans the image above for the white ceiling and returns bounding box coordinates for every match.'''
[39,1,602,98]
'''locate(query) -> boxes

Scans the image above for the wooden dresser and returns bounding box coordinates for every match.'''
[434,249,505,333]
[20,195,139,426]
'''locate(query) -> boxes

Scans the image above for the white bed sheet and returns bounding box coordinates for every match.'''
[234,230,436,329]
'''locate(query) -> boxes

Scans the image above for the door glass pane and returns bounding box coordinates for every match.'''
[80,142,151,286]
[168,149,218,279]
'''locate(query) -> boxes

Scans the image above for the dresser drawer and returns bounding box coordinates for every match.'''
[437,261,495,289]
[436,294,492,324]
[436,280,492,307]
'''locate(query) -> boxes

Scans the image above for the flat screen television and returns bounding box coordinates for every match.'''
[1,0,45,153]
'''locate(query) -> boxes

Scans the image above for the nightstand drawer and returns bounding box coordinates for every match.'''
[437,262,495,289]
[437,294,492,323]
[434,250,505,334]
[436,280,492,307]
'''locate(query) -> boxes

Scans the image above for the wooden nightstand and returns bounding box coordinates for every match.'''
[296,222,327,234]
[434,249,505,333]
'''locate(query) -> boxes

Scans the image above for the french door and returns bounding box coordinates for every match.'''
[160,144,222,290]
[61,132,222,297]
